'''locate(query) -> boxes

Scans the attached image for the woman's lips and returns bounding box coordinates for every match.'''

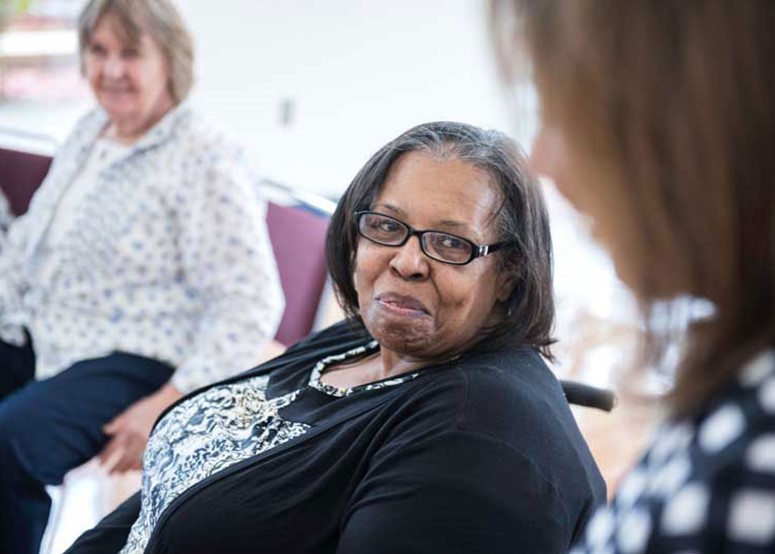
[376,293,429,316]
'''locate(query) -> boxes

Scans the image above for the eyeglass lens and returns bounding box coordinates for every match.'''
[358,212,473,264]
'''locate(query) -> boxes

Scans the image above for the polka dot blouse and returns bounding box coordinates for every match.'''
[0,104,285,393]
[572,350,775,553]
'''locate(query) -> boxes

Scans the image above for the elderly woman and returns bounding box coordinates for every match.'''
[493,0,775,552]
[0,0,283,552]
[68,121,605,554]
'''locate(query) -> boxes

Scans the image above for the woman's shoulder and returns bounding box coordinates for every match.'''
[416,346,601,475]
[373,346,606,523]
[54,108,107,153]
[165,106,243,156]
[398,346,577,444]
[455,346,567,417]
[73,107,109,132]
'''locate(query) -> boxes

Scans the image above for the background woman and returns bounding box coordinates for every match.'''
[0,1,284,552]
[492,0,775,551]
[68,121,605,554]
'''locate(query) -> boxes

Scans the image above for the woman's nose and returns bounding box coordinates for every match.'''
[529,123,567,184]
[390,235,430,280]
[103,56,126,79]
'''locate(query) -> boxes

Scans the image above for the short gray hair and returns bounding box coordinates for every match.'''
[78,0,194,104]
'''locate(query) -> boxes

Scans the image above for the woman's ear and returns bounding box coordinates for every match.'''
[495,269,517,303]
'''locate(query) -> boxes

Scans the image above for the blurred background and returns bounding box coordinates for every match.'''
[0,1,656,551]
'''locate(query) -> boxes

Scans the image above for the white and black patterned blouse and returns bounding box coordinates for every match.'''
[119,340,420,554]
[66,321,606,554]
[572,349,775,553]
[0,104,284,392]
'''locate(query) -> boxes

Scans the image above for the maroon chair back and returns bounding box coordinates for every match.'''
[0,147,53,215]
[266,202,330,346]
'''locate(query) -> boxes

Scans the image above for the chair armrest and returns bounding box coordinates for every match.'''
[561,380,616,412]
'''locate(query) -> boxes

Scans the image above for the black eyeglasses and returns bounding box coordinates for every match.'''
[355,211,509,266]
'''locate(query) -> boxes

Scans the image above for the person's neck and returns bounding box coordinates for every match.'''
[104,120,151,145]
[104,102,174,145]
[374,348,428,381]
[320,346,454,390]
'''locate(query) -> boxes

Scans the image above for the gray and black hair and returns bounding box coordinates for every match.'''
[326,121,556,358]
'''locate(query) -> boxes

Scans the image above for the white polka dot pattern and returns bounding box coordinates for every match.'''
[728,490,775,544]
[616,508,651,553]
[572,348,775,553]
[740,351,775,387]
[647,455,691,498]
[586,509,615,548]
[759,377,775,413]
[746,434,775,473]
[661,483,709,535]
[698,403,745,453]
[615,470,647,509]
[648,422,693,466]
[0,104,284,392]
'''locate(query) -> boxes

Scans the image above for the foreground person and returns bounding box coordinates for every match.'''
[67,121,605,553]
[492,0,775,551]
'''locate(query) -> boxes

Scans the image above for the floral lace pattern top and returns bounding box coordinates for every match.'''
[119,341,421,554]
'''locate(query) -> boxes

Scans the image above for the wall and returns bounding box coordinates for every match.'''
[179,0,511,197]
[0,0,634,382]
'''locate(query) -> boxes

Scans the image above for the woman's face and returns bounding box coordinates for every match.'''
[530,120,640,288]
[84,13,174,136]
[353,151,511,362]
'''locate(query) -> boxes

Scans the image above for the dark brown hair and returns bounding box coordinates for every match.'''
[78,0,194,104]
[326,121,556,359]
[492,0,775,416]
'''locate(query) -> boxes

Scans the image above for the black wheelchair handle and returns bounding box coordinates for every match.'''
[561,380,616,412]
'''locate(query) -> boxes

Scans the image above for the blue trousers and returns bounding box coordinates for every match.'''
[0,337,173,554]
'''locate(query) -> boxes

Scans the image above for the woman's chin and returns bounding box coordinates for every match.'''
[99,98,136,121]
[363,312,434,355]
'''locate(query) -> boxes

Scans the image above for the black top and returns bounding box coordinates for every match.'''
[68,321,606,554]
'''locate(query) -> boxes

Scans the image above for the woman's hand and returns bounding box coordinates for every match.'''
[98,383,184,474]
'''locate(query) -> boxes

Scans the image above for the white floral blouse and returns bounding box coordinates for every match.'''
[0,103,285,393]
[0,190,13,242]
